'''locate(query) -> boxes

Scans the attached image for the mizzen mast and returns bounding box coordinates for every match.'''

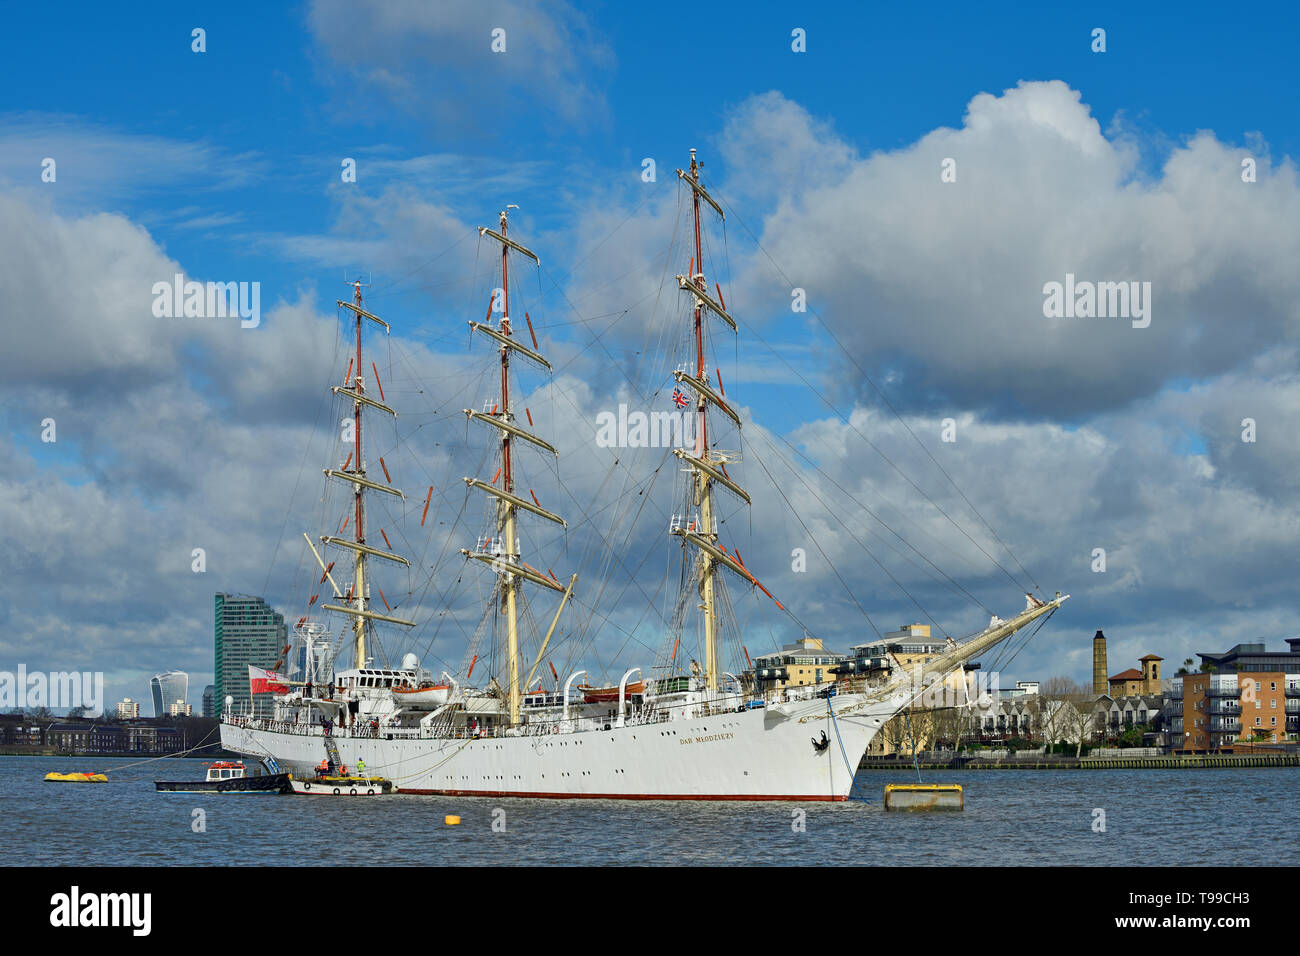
[320,281,415,671]
[462,208,570,727]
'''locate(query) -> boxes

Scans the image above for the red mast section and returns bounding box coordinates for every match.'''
[352,281,365,560]
[689,149,707,459]
[500,210,513,495]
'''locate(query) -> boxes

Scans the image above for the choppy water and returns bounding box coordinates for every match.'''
[4,756,1297,866]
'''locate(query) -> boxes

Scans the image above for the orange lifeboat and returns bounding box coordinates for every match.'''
[391,683,451,708]
[579,681,645,703]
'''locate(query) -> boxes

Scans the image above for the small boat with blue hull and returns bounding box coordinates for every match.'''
[155,760,290,794]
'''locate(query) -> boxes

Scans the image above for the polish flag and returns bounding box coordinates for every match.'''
[249,665,289,695]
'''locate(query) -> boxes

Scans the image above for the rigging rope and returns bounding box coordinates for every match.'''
[713,190,1042,598]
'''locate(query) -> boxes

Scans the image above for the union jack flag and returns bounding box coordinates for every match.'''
[672,387,690,408]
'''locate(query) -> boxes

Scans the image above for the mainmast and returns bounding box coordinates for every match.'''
[670,149,749,694]
[463,209,571,726]
[317,282,415,670]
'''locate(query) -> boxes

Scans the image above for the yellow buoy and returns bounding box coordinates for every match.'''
[884,783,963,811]
[444,815,461,826]
[45,771,109,783]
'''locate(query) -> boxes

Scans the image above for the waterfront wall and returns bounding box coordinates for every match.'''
[859,753,1299,770]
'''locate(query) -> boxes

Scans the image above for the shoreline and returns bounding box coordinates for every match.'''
[0,748,230,759]
[860,753,1299,770]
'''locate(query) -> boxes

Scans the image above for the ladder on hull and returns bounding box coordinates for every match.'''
[323,733,342,773]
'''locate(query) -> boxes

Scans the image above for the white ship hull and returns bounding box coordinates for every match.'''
[221,692,897,801]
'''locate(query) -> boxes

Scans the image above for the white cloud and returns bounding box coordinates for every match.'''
[306,0,613,126]
[717,81,1300,418]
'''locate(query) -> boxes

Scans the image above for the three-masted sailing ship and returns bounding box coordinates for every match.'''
[220,150,1068,800]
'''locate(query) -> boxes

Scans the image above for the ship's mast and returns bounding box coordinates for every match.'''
[350,281,368,670]
[463,209,571,727]
[317,283,415,670]
[667,149,748,694]
[499,210,522,726]
[688,151,719,693]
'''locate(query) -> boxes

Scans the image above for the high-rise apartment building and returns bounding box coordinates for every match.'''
[214,593,287,719]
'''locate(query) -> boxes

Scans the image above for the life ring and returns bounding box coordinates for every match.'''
[366,788,375,796]
[333,787,341,795]
[551,725,559,734]
[303,781,312,791]
[350,787,358,796]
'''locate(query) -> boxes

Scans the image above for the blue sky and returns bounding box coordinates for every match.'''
[3,1,1299,711]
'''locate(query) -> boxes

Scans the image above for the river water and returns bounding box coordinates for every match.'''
[4,756,1297,866]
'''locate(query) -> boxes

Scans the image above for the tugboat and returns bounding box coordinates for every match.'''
[289,759,392,796]
[155,760,291,794]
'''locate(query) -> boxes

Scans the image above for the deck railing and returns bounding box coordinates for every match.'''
[223,676,875,742]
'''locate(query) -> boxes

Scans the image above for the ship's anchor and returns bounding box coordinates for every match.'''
[811,730,830,753]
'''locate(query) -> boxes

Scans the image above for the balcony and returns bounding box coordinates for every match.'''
[1207,699,1240,714]
[1208,717,1240,731]
[1207,685,1240,698]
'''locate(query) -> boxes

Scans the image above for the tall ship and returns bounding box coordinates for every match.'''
[221,150,1067,800]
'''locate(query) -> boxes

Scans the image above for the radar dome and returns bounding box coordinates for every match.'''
[400,652,420,671]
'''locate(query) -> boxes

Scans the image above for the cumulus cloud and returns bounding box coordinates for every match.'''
[720,81,1300,420]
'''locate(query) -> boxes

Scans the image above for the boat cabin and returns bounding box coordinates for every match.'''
[206,761,247,782]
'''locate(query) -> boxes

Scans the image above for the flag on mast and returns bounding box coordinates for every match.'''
[248,665,289,695]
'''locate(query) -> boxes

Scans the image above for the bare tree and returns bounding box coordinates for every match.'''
[1063,693,1101,757]
[881,713,908,756]
[951,701,977,751]
[909,712,930,754]
[932,706,963,751]
[1035,676,1082,753]
[903,706,936,756]
[1035,678,1098,756]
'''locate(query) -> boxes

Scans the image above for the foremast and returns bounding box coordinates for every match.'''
[670,149,761,694]
[316,282,415,671]
[462,208,572,727]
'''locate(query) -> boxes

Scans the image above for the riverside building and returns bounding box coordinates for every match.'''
[1165,640,1300,751]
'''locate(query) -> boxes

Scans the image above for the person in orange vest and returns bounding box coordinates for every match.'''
[316,759,328,778]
